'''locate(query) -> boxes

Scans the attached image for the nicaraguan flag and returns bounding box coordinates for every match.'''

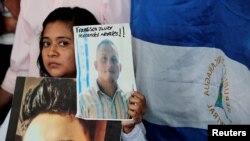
[131,0,250,141]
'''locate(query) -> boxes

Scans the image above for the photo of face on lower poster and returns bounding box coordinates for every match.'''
[74,23,136,120]
[6,77,122,141]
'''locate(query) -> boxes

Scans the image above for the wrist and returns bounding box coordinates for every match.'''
[123,124,135,134]
[2,6,12,18]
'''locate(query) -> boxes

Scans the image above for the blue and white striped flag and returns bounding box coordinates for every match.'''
[131,0,250,140]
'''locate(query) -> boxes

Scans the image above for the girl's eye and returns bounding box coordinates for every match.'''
[59,41,69,47]
[42,41,51,48]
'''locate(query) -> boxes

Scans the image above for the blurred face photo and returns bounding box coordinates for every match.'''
[41,21,76,77]
[23,113,90,141]
[95,44,121,83]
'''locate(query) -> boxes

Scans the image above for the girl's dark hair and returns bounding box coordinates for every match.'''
[37,7,99,77]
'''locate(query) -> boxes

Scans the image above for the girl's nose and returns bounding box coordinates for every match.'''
[47,44,59,57]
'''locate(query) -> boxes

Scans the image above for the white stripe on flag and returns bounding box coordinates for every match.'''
[133,38,250,129]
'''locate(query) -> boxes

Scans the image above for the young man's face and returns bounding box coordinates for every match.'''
[41,21,76,77]
[23,113,90,141]
[95,44,121,83]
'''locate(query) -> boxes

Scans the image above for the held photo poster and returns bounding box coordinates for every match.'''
[6,77,122,141]
[73,23,136,120]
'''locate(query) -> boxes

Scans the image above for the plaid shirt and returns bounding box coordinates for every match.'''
[77,81,129,120]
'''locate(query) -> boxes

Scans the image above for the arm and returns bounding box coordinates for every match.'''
[0,88,12,125]
[0,1,33,122]
[1,4,33,94]
[121,122,147,141]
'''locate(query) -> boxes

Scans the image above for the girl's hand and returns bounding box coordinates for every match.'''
[122,91,147,133]
[128,91,146,123]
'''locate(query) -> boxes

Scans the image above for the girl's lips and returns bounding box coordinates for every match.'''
[48,62,60,68]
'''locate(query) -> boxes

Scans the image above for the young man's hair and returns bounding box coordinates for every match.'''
[21,78,77,127]
[97,39,115,49]
[37,7,100,77]
[96,39,119,59]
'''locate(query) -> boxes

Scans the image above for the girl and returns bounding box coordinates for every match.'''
[37,7,147,140]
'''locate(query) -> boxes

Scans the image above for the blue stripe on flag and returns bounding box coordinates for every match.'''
[131,0,250,69]
[214,0,250,69]
[143,120,207,141]
[131,0,216,47]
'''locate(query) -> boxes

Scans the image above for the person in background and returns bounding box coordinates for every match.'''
[0,0,19,124]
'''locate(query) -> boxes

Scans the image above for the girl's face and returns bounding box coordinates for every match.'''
[41,21,76,77]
